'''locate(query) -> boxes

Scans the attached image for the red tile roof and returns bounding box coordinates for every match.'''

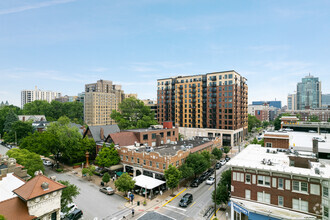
[13,174,66,201]
[109,132,138,146]
[0,197,35,220]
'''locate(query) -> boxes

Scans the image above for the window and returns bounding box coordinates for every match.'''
[285,180,291,190]
[233,172,237,181]
[266,143,272,148]
[160,132,164,137]
[143,134,148,140]
[156,162,159,168]
[324,206,329,218]
[278,178,284,189]
[245,190,251,200]
[163,163,166,169]
[149,161,152,166]
[137,158,140,164]
[176,161,179,166]
[292,199,308,212]
[323,186,329,198]
[293,181,308,193]
[120,155,123,160]
[257,192,270,204]
[278,196,284,206]
[272,178,277,188]
[126,156,128,161]
[246,174,251,184]
[258,176,270,186]
[143,160,146,165]
[131,157,134,162]
[152,133,156,139]
[167,131,171,136]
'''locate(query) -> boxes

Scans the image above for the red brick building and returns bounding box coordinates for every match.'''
[227,145,328,220]
[263,132,290,149]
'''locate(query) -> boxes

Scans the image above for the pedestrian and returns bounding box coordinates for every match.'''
[112,176,115,182]
[132,208,135,217]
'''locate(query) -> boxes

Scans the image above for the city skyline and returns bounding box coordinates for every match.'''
[1,0,330,107]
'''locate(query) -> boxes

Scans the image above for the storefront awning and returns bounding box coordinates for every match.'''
[133,175,166,190]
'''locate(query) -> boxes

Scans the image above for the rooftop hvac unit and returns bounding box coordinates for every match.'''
[315,168,320,175]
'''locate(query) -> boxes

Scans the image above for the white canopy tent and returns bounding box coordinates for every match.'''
[133,175,165,190]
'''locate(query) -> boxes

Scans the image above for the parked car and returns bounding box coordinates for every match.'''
[179,193,193,207]
[219,160,226,166]
[62,209,83,220]
[200,173,209,182]
[309,130,317,133]
[313,137,325,142]
[94,167,107,176]
[60,203,78,219]
[207,168,214,175]
[206,177,215,185]
[225,156,231,162]
[99,187,114,195]
[215,162,221,169]
[190,178,201,187]
[43,160,52,166]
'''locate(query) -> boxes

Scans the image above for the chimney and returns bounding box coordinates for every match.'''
[156,134,161,147]
[100,127,104,140]
[313,139,319,158]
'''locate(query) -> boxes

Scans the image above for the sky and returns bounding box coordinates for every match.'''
[1,0,330,107]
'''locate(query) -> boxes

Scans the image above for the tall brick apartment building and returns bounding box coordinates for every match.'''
[157,71,248,146]
[227,145,329,220]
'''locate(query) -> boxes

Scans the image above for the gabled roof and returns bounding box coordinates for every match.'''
[0,173,25,202]
[84,125,120,142]
[13,174,66,201]
[0,197,36,220]
[108,132,138,146]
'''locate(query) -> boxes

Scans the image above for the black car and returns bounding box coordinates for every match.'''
[225,156,231,162]
[200,173,208,182]
[179,193,193,207]
[215,162,221,169]
[190,178,201,187]
[63,209,83,220]
[207,168,214,175]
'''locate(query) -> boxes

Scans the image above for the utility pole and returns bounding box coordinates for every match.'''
[214,163,217,217]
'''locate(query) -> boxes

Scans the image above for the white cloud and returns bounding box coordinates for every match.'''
[0,0,77,15]
[90,67,109,73]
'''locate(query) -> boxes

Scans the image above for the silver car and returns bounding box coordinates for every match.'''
[99,187,114,195]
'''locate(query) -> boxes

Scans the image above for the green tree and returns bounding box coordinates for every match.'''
[82,165,95,180]
[223,146,230,154]
[258,138,264,146]
[212,184,229,205]
[0,105,21,138]
[6,148,44,177]
[262,121,270,128]
[212,148,223,160]
[95,144,120,167]
[309,115,320,122]
[328,118,330,122]
[102,172,111,186]
[248,114,261,132]
[185,153,209,177]
[20,132,50,156]
[179,163,194,179]
[219,170,231,189]
[110,97,157,130]
[3,109,19,133]
[251,138,258,144]
[201,150,213,167]
[57,180,80,211]
[3,121,33,144]
[0,214,5,220]
[114,173,136,194]
[164,165,182,194]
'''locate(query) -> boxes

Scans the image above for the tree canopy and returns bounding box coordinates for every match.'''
[0,105,22,137]
[110,97,157,130]
[6,148,44,177]
[164,165,181,194]
[102,172,111,185]
[3,121,33,144]
[114,173,135,194]
[95,144,120,167]
[211,148,223,160]
[185,153,209,177]
[3,109,19,133]
[212,169,231,205]
[179,163,194,179]
[309,115,320,122]
[248,114,261,132]
[57,180,80,211]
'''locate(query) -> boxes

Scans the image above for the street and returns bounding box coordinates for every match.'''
[44,167,129,220]
[157,165,229,220]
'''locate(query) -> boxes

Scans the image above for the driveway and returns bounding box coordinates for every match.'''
[44,166,129,220]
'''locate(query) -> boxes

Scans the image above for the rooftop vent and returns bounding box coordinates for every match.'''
[41,182,49,190]
[315,168,320,175]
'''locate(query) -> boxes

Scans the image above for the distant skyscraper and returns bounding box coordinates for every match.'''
[296,74,321,110]
[21,86,61,108]
[322,94,330,107]
[84,80,125,126]
[287,94,297,111]
[252,101,281,109]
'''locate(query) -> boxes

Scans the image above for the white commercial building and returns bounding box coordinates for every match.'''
[21,86,61,108]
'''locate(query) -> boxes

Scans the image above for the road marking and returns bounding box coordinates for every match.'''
[162,206,190,217]
[155,211,176,220]
[166,204,187,212]
[189,201,196,208]
[162,188,187,207]
[208,185,213,191]
[210,207,221,220]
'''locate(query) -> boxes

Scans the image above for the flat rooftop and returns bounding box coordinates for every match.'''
[124,138,212,156]
[0,173,25,202]
[227,144,330,179]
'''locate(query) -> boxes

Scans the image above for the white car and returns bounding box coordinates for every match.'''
[60,203,78,219]
[313,137,325,142]
[206,177,215,185]
[219,160,226,166]
[43,160,52,166]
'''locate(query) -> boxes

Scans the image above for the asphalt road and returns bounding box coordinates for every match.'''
[44,166,129,220]
[157,165,229,220]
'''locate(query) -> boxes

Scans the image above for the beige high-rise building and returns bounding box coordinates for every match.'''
[84,80,125,126]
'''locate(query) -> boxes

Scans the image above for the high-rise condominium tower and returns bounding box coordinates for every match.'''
[296,74,321,110]
[157,70,248,132]
[21,86,61,108]
[84,80,124,126]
